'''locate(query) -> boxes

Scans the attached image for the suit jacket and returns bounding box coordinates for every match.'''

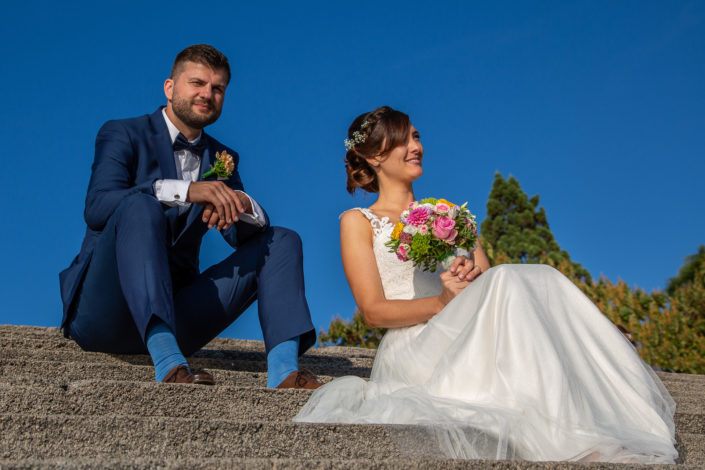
[59,107,269,330]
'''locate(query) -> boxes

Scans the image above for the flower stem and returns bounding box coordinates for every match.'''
[202,168,215,179]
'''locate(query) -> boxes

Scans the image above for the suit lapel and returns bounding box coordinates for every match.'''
[149,107,178,180]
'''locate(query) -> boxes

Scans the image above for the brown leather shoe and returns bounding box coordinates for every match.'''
[192,368,215,385]
[161,365,194,384]
[276,369,324,389]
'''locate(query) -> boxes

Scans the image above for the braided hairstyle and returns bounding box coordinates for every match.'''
[344,106,411,194]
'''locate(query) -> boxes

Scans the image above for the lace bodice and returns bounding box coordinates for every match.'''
[349,208,442,300]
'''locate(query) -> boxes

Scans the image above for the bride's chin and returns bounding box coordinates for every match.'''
[410,168,423,180]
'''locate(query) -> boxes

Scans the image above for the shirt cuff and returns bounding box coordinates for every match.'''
[154,179,192,207]
[235,190,266,227]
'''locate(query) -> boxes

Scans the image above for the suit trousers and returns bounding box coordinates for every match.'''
[66,193,315,357]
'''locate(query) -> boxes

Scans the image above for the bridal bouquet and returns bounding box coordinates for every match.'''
[385,198,478,272]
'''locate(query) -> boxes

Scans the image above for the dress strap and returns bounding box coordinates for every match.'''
[341,207,391,237]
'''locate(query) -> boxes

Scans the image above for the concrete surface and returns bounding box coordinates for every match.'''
[0,325,703,469]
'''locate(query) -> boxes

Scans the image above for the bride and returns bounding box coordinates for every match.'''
[295,106,677,463]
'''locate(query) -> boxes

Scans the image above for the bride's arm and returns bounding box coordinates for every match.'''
[340,211,468,328]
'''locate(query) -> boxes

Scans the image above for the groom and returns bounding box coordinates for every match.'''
[59,44,320,388]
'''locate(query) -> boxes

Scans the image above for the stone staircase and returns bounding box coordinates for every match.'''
[1,325,703,469]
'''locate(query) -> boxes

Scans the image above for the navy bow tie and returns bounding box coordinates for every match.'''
[173,133,207,156]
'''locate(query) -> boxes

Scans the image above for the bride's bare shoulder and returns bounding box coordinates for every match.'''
[339,208,373,236]
[339,208,370,224]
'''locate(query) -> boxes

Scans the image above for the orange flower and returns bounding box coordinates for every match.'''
[217,151,235,175]
[437,198,455,207]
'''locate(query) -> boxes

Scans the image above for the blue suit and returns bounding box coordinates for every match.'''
[59,107,315,356]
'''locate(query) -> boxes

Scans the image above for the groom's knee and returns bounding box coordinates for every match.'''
[269,226,303,253]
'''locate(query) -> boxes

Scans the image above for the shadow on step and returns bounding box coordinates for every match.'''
[110,348,374,379]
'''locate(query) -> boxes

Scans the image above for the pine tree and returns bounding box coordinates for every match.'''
[481,172,591,283]
[667,245,705,295]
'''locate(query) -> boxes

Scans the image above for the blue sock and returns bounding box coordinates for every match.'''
[145,319,189,382]
[266,336,300,388]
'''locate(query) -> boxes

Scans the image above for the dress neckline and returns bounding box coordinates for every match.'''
[366,208,404,227]
[358,208,394,228]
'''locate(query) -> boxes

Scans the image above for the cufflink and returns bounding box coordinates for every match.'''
[174,194,181,199]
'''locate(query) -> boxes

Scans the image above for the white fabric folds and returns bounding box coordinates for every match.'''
[294,209,677,463]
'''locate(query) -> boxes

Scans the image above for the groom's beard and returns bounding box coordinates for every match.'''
[171,94,221,130]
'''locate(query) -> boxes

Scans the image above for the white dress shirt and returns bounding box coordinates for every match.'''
[154,109,265,226]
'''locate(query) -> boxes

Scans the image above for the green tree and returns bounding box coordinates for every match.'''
[318,311,386,348]
[667,245,705,295]
[481,172,591,283]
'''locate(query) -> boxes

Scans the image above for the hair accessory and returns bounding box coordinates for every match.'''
[344,121,370,150]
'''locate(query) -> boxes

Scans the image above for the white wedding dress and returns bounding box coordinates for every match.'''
[295,208,677,463]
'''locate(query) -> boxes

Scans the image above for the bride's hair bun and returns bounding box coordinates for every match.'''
[344,106,411,194]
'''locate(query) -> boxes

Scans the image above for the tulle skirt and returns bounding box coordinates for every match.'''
[295,264,677,463]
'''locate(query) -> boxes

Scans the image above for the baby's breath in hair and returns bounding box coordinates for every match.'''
[344,121,370,150]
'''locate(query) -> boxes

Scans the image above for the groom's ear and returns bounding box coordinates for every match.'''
[164,78,174,102]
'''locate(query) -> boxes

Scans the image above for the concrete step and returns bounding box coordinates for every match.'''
[1,325,700,380]
[1,457,703,470]
[0,325,377,359]
[678,433,705,466]
[2,356,700,402]
[2,325,702,469]
[0,414,702,465]
[0,382,311,421]
[0,348,374,378]
[1,380,703,428]
[2,358,703,421]
[0,415,402,460]
[0,359,290,387]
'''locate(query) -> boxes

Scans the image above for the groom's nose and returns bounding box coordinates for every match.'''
[198,83,213,99]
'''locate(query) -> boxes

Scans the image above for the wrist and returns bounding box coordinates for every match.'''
[432,295,446,315]
[185,181,195,203]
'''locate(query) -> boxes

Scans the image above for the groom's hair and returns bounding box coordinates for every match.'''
[171,44,231,85]
[345,106,411,194]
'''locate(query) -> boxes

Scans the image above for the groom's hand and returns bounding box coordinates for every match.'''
[201,194,253,231]
[187,181,246,230]
[449,256,483,282]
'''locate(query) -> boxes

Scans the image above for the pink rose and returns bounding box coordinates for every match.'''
[396,244,409,261]
[435,203,450,214]
[432,216,456,240]
[406,207,430,227]
[446,229,458,243]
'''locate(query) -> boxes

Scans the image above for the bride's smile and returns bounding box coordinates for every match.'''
[370,125,424,185]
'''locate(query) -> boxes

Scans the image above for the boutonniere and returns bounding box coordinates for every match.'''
[202,150,235,179]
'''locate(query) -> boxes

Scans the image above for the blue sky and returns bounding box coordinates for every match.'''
[1,1,703,342]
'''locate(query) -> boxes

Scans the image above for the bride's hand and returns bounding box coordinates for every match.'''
[449,256,483,282]
[438,270,471,306]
